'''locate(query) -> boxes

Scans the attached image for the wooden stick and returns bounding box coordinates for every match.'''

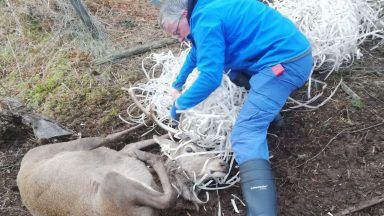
[335,195,384,216]
[94,38,177,65]
[350,121,384,134]
[69,0,100,39]
[341,81,361,100]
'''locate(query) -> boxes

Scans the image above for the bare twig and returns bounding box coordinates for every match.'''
[294,121,384,168]
[6,37,23,83]
[295,129,346,168]
[4,0,23,36]
[350,121,384,134]
[94,38,177,65]
[335,195,384,216]
[361,87,384,104]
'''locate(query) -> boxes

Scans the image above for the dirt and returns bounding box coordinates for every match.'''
[1,1,384,216]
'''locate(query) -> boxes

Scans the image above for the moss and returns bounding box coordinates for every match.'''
[0,71,24,96]
[349,97,363,110]
[98,105,120,125]
[24,56,69,108]
[0,5,131,133]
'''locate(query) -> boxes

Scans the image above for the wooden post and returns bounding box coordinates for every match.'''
[69,0,100,39]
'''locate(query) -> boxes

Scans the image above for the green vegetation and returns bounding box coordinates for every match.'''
[25,58,67,107]
[120,19,137,29]
[349,97,363,110]
[0,3,142,132]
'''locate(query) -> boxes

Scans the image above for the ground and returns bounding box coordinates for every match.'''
[0,1,383,216]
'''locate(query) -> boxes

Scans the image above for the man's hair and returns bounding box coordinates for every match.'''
[159,0,188,28]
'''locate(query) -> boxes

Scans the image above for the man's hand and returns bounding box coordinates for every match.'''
[231,72,251,90]
[170,88,181,101]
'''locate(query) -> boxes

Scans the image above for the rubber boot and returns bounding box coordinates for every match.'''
[239,159,277,216]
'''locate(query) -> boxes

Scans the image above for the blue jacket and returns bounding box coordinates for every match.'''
[172,0,311,110]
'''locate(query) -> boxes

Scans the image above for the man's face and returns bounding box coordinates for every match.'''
[163,11,190,43]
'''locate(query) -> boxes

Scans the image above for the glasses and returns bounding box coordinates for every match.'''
[172,15,183,37]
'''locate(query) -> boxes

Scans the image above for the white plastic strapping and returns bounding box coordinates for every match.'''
[265,0,384,79]
[127,47,247,156]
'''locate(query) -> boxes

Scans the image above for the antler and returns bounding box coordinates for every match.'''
[123,87,178,134]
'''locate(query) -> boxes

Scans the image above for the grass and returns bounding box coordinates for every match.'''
[0,2,144,133]
[349,97,363,110]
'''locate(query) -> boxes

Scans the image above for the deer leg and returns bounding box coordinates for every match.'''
[94,122,148,149]
[98,172,160,216]
[25,124,147,161]
[99,151,177,211]
[135,162,177,209]
[23,137,110,162]
[120,149,177,208]
[119,134,169,153]
[148,156,177,207]
[49,122,147,152]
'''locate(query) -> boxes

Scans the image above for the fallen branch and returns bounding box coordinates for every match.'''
[69,0,100,39]
[95,38,177,65]
[341,81,361,100]
[361,88,384,104]
[350,121,384,134]
[335,195,384,216]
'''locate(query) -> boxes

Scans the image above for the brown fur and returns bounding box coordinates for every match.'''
[17,131,227,216]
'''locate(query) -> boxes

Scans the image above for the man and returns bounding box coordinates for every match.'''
[159,0,313,215]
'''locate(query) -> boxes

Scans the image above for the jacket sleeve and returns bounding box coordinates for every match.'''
[175,15,225,110]
[172,47,197,90]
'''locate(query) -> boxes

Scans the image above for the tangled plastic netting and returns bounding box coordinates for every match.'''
[126,47,245,143]
[265,0,384,79]
[123,0,384,191]
[123,46,244,190]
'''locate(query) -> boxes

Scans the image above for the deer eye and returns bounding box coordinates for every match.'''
[185,146,194,153]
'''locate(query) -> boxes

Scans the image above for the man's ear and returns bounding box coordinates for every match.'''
[182,9,188,18]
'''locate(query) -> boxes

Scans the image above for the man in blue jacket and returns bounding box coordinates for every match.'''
[159,0,313,215]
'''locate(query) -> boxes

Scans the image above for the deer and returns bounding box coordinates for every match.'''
[17,88,228,216]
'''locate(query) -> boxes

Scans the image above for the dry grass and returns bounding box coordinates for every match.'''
[0,0,169,134]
